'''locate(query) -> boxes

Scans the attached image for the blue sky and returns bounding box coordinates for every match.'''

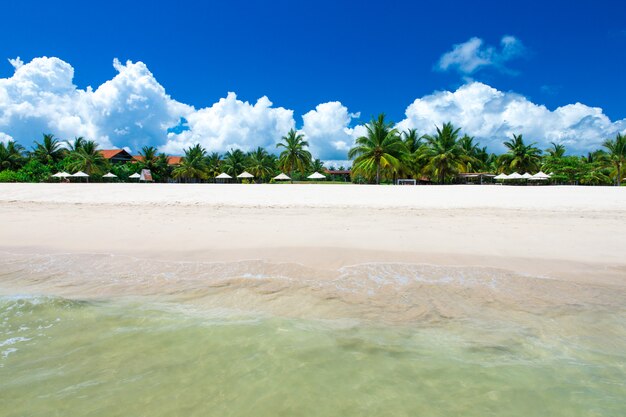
[1,0,625,159]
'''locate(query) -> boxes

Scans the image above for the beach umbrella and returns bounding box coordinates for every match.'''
[237,171,254,179]
[521,172,533,179]
[215,173,232,179]
[273,173,291,181]
[129,173,141,179]
[71,171,89,183]
[102,172,117,178]
[530,171,550,180]
[307,171,326,180]
[52,171,70,178]
[507,172,523,180]
[494,173,509,180]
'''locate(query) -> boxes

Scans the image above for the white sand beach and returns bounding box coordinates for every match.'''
[1,183,625,275]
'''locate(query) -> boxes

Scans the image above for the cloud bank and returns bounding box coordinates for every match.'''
[1,56,625,160]
[396,82,626,153]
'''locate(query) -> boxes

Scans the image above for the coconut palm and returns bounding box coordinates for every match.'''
[138,146,159,171]
[0,141,26,171]
[66,136,86,152]
[398,129,422,178]
[246,147,275,181]
[32,133,65,164]
[67,140,107,175]
[498,134,542,174]
[418,122,467,184]
[222,149,247,177]
[172,144,208,182]
[602,133,626,186]
[310,158,326,174]
[458,134,482,172]
[546,142,566,158]
[205,152,222,179]
[277,129,312,177]
[348,114,406,184]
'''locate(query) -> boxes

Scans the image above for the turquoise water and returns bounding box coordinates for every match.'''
[2,294,625,417]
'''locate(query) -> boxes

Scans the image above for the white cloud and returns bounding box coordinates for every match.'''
[301,102,360,160]
[396,82,626,153]
[0,56,188,150]
[159,93,294,155]
[1,56,625,160]
[0,132,13,144]
[436,36,526,76]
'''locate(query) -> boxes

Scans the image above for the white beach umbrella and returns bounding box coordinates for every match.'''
[530,171,550,180]
[71,171,89,178]
[237,171,254,179]
[215,173,232,179]
[273,173,291,181]
[129,173,141,179]
[307,171,326,180]
[52,172,70,178]
[521,172,533,179]
[102,172,117,178]
[507,172,523,180]
[494,173,509,180]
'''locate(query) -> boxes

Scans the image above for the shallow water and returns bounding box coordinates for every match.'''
[1,253,626,416]
[1,294,625,417]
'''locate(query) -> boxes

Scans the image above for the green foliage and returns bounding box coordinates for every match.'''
[0,170,19,182]
[0,141,26,171]
[418,122,468,184]
[277,129,312,176]
[173,144,208,182]
[348,114,406,184]
[498,134,542,174]
[66,140,107,176]
[602,133,626,186]
[32,133,65,164]
[16,159,53,182]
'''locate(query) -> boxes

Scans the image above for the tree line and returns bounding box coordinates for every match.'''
[1,114,625,185]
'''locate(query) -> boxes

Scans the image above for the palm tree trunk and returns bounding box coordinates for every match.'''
[376,163,380,184]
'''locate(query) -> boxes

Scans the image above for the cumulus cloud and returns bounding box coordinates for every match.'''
[436,36,526,76]
[301,102,360,160]
[0,56,188,150]
[396,82,626,153]
[1,56,625,160]
[160,93,294,155]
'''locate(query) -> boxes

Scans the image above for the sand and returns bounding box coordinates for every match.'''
[1,183,625,322]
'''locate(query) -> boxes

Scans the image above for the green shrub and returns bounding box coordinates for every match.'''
[0,170,19,182]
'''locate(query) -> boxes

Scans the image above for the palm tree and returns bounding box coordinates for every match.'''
[348,114,406,184]
[66,136,86,152]
[205,152,222,179]
[32,133,65,164]
[498,134,542,174]
[222,149,247,177]
[138,146,159,170]
[398,129,422,178]
[67,140,107,176]
[277,129,312,177]
[246,147,275,181]
[602,133,626,186]
[310,158,326,174]
[155,153,171,182]
[172,144,208,182]
[418,122,466,184]
[458,134,482,172]
[546,142,566,158]
[0,141,26,171]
